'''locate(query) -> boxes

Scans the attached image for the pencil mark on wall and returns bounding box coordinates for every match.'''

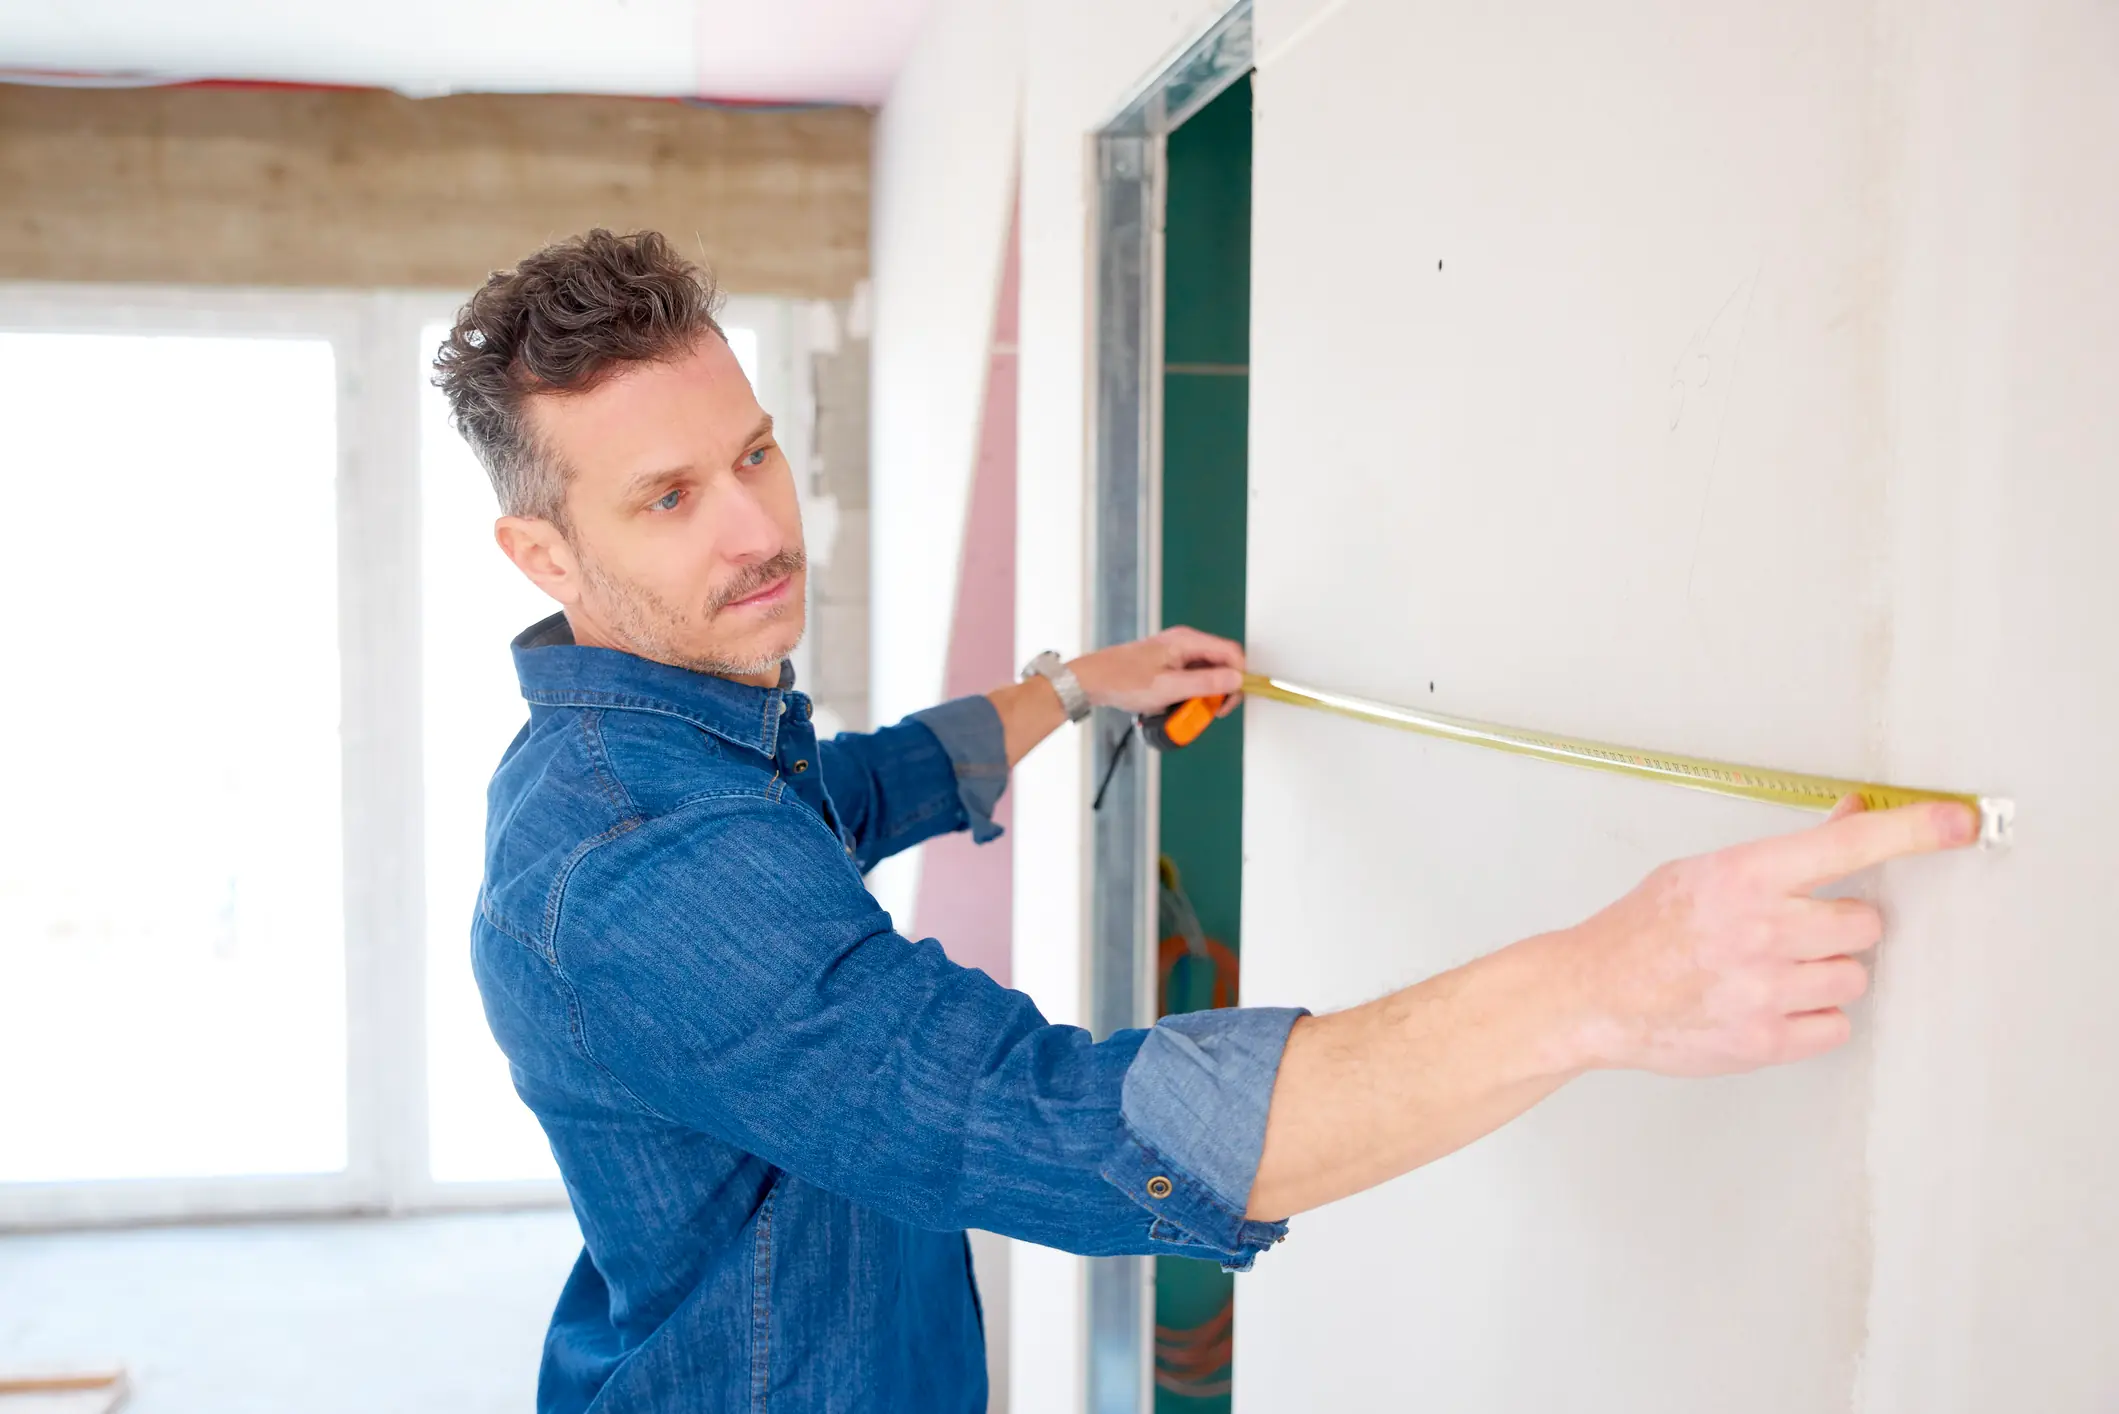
[1669,270,1756,432]
[1671,264,1760,610]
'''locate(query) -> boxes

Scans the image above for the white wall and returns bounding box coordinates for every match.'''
[871,0,1024,734]
[868,0,1024,924]
[1859,2,2118,1403]
[1237,0,2118,1411]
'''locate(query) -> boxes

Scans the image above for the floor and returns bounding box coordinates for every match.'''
[0,1208,581,1413]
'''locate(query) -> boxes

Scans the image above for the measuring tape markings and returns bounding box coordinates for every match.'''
[1238,673,2014,848]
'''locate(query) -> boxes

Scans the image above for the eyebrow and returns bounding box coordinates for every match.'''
[616,415,777,503]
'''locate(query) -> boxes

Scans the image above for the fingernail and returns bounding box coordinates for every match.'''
[1941,802,1979,845]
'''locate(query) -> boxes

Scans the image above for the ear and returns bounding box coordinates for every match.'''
[494,515,582,606]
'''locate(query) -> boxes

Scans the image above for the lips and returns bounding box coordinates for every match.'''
[724,574,792,611]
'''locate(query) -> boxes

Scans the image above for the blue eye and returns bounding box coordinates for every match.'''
[653,488,681,511]
[745,447,769,467]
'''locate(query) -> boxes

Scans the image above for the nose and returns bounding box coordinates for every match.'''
[711,475,784,565]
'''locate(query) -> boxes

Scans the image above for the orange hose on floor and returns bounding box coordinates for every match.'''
[1153,856,1239,1402]
[1154,1297,1233,1398]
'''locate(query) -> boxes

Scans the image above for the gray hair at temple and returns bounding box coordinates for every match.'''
[431,228,725,532]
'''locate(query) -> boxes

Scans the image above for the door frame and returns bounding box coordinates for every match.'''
[1083,4,1254,1408]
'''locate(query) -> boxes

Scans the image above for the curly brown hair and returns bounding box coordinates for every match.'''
[432,228,724,530]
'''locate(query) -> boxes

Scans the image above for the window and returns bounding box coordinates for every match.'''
[0,331,345,1186]
[0,287,804,1227]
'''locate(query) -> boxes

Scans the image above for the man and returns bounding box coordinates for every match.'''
[434,230,1975,1414]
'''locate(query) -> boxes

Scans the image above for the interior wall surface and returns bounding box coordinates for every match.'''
[870,0,1023,731]
[866,0,1023,925]
[1235,0,2117,1411]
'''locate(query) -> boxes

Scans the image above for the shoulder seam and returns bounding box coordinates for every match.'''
[578,710,640,820]
[539,815,642,958]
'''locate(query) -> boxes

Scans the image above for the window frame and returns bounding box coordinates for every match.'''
[0,283,424,1229]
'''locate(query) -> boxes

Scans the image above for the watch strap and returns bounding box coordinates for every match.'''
[1022,650,1092,723]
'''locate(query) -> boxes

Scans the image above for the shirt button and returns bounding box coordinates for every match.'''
[777,699,787,715]
[1146,1176,1173,1200]
[792,760,810,773]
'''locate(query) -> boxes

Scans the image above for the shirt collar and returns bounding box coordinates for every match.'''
[510,612,801,757]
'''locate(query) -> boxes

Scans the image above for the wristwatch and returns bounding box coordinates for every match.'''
[1021,650,1092,723]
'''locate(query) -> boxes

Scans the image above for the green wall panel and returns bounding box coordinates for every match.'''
[1155,73,1251,1414]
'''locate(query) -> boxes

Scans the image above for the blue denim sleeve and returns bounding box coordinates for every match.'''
[816,696,1008,872]
[1112,1007,1308,1256]
[553,794,1287,1270]
[906,697,1008,843]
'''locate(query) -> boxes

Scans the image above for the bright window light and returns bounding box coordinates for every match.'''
[725,326,760,385]
[0,332,346,1182]
[419,321,563,1183]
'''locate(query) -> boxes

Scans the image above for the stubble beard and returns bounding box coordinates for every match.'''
[579,546,808,678]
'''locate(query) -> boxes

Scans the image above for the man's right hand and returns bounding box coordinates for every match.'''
[1546,797,1980,1077]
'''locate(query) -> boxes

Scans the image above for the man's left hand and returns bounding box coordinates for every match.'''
[1069,627,1246,718]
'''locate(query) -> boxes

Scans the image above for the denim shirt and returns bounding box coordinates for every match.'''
[475,615,1302,1414]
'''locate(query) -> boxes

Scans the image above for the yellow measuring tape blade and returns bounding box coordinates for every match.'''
[1241,674,2014,848]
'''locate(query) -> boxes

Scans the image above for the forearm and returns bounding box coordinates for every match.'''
[987,676,1071,768]
[1244,930,1590,1220]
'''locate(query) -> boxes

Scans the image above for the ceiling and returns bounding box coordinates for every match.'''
[0,0,936,104]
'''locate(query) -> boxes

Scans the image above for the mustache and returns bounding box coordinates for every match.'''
[706,549,807,615]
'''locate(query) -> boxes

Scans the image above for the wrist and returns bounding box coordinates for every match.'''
[1061,648,1116,707]
[1021,650,1092,722]
[1483,928,1611,1078]
[1064,647,1148,711]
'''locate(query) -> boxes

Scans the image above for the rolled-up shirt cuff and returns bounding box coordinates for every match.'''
[907,696,1010,844]
[1105,1005,1308,1271]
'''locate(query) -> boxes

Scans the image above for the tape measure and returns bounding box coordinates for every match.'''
[1143,694,1225,750]
[1148,672,2014,848]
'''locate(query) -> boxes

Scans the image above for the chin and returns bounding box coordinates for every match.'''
[716,608,806,677]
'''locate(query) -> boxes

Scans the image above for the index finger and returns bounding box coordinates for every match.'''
[1748,800,1980,891]
[1159,625,1246,673]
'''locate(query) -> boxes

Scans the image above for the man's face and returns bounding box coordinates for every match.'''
[503,333,806,684]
